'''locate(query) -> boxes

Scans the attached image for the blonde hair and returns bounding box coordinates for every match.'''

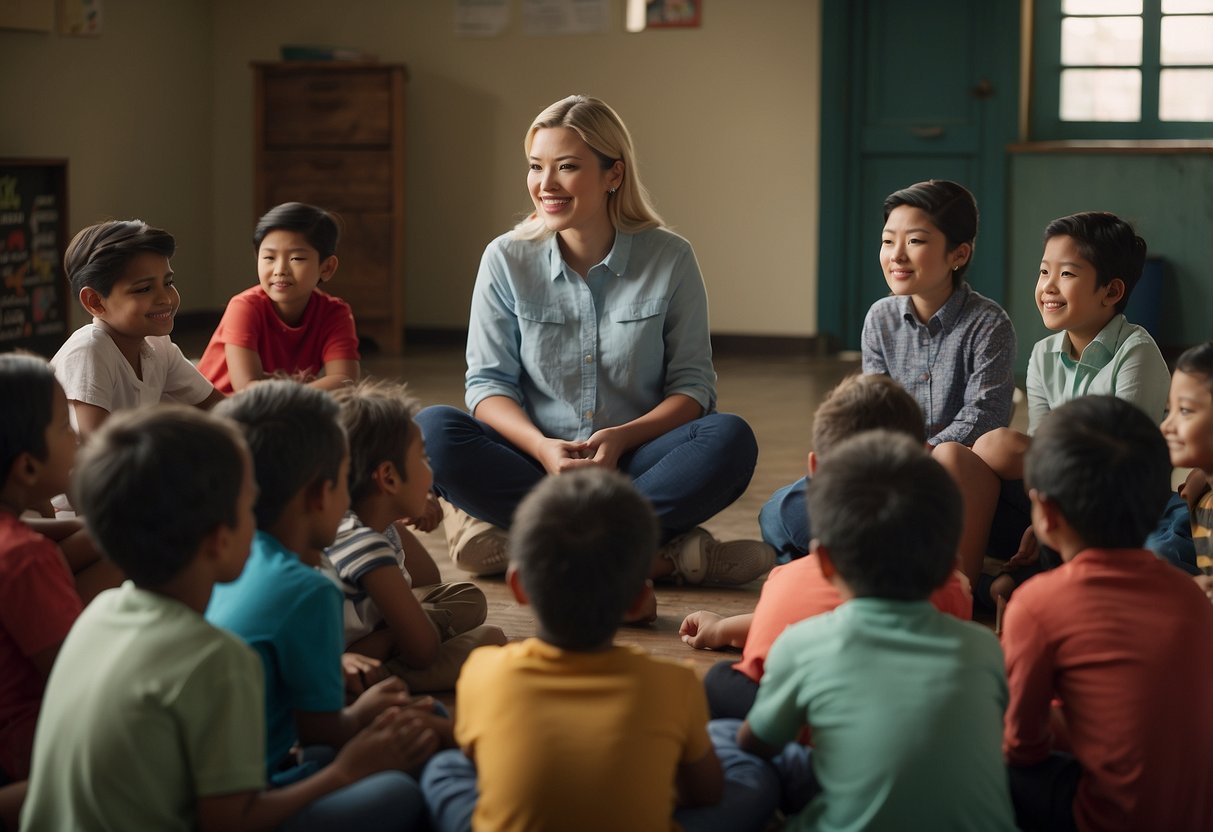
[513,95,664,240]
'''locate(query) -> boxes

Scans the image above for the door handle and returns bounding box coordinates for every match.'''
[972,79,995,99]
[909,126,945,139]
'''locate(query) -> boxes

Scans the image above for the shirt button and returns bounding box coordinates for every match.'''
[921,372,930,381]
[584,354,592,363]
[584,410,593,419]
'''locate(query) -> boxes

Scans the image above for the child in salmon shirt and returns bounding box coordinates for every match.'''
[680,374,972,719]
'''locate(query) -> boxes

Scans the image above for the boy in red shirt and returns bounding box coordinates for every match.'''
[199,202,360,393]
[0,354,81,784]
[679,374,972,719]
[1003,395,1213,831]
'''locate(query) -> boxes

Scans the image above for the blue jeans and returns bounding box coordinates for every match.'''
[703,660,759,720]
[416,406,759,544]
[1007,753,1080,832]
[759,476,810,563]
[420,718,779,832]
[277,747,426,832]
[1146,493,1198,575]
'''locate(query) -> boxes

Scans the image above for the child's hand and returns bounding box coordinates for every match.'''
[341,652,388,696]
[1179,469,1210,513]
[680,610,725,649]
[404,492,444,534]
[1004,527,1040,569]
[333,707,438,781]
[1194,575,1213,603]
[399,695,457,748]
[349,676,412,726]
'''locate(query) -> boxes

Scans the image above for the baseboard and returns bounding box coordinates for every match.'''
[711,333,838,358]
[405,327,469,348]
[174,317,840,360]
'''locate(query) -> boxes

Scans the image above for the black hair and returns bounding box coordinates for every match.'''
[73,407,246,587]
[883,180,979,287]
[1043,212,1146,315]
[0,352,57,477]
[65,220,176,298]
[332,378,420,505]
[813,374,926,456]
[510,468,656,650]
[1174,340,1213,396]
[808,430,959,599]
[253,202,340,260]
[214,381,346,530]
[1025,395,1170,550]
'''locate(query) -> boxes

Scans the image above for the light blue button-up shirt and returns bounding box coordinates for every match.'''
[1025,313,1169,434]
[465,227,717,442]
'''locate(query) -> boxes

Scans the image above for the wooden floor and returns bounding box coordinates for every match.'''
[360,344,862,677]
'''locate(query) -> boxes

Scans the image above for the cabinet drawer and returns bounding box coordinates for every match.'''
[328,213,396,319]
[262,151,393,212]
[263,71,392,146]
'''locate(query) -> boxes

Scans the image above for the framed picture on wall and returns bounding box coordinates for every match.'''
[644,0,700,28]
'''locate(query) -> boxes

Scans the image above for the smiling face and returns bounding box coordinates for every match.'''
[256,229,337,325]
[88,252,179,339]
[527,127,622,242]
[879,205,969,322]
[1036,234,1122,357]
[1162,370,1213,473]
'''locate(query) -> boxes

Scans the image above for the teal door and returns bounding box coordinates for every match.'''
[818,0,1021,348]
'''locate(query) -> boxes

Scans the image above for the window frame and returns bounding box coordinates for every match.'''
[1030,0,1213,139]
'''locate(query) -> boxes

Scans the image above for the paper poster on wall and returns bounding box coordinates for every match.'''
[0,0,52,32]
[0,160,70,358]
[454,0,508,37]
[59,0,101,36]
[522,0,608,36]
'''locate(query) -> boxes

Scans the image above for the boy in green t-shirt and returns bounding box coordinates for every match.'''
[21,407,433,831]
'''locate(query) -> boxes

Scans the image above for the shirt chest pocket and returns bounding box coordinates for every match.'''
[516,300,568,371]
[605,298,667,369]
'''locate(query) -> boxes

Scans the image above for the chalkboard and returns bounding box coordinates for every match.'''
[0,159,69,358]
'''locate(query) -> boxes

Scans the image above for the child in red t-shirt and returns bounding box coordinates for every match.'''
[679,374,973,719]
[0,354,85,783]
[1003,395,1213,832]
[198,202,361,394]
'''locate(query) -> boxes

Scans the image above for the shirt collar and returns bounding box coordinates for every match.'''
[1058,313,1126,370]
[898,281,970,332]
[545,231,631,281]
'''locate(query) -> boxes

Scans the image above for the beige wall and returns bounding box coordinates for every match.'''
[3,0,820,336]
[0,0,214,327]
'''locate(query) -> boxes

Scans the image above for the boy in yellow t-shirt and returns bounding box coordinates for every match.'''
[420,468,778,832]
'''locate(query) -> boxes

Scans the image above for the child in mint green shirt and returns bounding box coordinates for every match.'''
[738,431,1016,830]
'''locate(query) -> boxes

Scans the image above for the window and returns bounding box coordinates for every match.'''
[1031,0,1213,139]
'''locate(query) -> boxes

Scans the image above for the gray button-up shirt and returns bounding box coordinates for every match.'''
[861,282,1015,446]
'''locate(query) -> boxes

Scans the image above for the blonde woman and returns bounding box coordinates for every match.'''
[416,95,772,588]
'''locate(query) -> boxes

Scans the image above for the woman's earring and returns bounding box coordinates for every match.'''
[608,187,617,195]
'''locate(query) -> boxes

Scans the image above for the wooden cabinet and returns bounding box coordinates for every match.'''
[253,62,407,353]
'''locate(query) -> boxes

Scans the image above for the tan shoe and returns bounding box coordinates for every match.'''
[661,527,775,587]
[438,498,510,576]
